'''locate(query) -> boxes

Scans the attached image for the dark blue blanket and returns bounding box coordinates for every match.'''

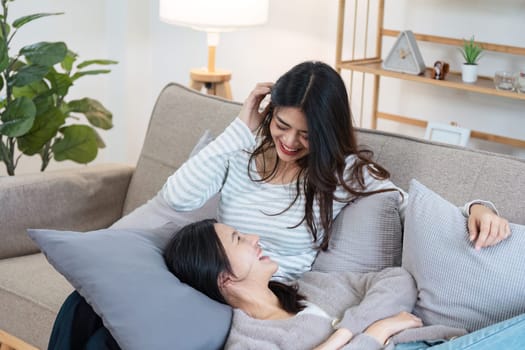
[48,291,120,350]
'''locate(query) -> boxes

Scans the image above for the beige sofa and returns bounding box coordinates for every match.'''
[1,83,524,349]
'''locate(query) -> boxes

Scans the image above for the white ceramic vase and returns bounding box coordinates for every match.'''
[461,63,478,83]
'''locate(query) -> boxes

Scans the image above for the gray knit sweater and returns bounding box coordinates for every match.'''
[225,267,467,349]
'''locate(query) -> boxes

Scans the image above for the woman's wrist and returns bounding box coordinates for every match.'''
[466,200,498,216]
[364,322,391,345]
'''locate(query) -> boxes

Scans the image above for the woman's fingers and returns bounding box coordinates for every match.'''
[239,82,274,131]
[470,208,511,250]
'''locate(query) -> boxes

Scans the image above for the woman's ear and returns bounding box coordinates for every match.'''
[217,271,232,290]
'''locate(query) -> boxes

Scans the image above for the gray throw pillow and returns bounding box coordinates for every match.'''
[27,129,231,349]
[403,179,525,332]
[312,191,403,273]
[27,225,232,350]
[189,129,214,158]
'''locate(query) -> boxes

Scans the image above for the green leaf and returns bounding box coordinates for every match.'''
[61,50,78,72]
[0,97,36,137]
[17,107,66,155]
[10,58,25,71]
[11,64,50,86]
[46,68,73,96]
[20,42,67,67]
[33,94,54,115]
[13,80,49,99]
[0,21,11,40]
[0,39,9,71]
[67,98,113,129]
[52,125,98,163]
[12,12,64,29]
[461,36,483,64]
[72,69,111,80]
[77,59,118,69]
[0,75,4,92]
[92,128,106,148]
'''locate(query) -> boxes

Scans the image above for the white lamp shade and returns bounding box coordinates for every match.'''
[159,0,269,32]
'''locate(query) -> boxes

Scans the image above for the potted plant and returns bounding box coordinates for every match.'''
[0,0,117,175]
[459,36,483,83]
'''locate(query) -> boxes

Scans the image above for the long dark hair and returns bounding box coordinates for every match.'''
[164,219,306,314]
[249,61,393,250]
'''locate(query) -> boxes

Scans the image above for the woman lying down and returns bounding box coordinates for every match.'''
[164,219,466,350]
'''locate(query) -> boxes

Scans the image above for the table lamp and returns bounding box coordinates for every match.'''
[159,0,269,99]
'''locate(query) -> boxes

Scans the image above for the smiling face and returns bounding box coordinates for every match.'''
[214,223,277,282]
[269,106,309,165]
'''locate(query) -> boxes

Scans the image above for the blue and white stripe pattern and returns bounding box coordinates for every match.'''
[163,117,406,281]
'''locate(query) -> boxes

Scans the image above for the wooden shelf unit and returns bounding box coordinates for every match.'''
[335,0,525,148]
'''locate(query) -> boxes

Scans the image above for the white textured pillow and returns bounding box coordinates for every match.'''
[403,179,525,332]
[313,191,402,273]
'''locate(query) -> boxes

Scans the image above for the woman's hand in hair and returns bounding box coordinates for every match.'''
[239,82,273,132]
[313,328,353,350]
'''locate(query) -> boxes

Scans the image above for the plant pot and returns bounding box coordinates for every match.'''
[462,63,478,83]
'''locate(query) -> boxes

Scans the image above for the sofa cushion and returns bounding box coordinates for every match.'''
[403,179,525,332]
[0,164,133,259]
[27,225,232,350]
[312,191,402,273]
[0,253,73,349]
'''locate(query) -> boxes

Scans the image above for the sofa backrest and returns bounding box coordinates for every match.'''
[122,83,242,214]
[357,130,524,225]
[124,83,524,225]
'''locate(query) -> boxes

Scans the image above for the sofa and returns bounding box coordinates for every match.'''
[1,82,524,350]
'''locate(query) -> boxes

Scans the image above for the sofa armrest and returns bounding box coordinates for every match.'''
[0,163,135,259]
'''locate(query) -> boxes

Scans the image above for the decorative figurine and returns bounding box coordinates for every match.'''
[431,60,449,80]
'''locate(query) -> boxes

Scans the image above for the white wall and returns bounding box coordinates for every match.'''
[150,0,338,106]
[378,0,525,157]
[2,0,524,176]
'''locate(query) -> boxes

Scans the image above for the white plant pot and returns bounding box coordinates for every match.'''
[462,64,478,83]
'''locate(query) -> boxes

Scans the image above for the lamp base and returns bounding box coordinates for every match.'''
[189,68,232,100]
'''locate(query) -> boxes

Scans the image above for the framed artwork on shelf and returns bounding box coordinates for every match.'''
[424,122,471,146]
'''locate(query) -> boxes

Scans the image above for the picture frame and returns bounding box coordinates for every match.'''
[424,122,471,146]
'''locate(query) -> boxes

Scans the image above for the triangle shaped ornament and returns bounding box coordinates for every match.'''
[382,30,426,75]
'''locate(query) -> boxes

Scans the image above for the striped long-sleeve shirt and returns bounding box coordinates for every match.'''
[162,117,407,281]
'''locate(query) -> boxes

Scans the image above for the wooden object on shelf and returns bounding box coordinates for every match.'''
[431,61,449,80]
[335,0,525,148]
[189,68,233,100]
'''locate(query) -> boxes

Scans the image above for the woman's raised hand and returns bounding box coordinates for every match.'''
[238,82,273,132]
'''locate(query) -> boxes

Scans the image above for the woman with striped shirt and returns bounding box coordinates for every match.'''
[161,60,509,281]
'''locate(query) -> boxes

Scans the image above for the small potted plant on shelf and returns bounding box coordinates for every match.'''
[459,36,483,83]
